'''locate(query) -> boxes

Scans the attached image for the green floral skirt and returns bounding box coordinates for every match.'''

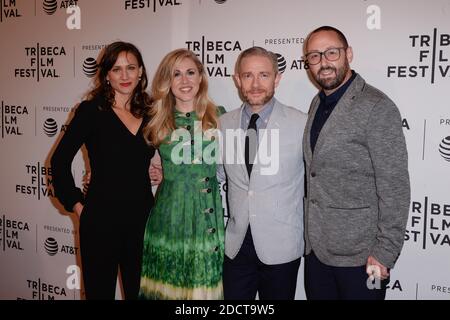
[139,177,224,300]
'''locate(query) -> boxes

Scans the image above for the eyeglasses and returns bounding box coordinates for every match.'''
[304,47,347,65]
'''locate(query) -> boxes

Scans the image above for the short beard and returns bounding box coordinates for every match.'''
[242,89,275,107]
[315,62,350,91]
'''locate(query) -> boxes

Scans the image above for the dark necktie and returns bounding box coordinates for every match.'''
[245,113,259,176]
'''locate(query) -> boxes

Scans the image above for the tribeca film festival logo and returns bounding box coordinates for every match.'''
[405,197,450,248]
[387,28,450,84]
[19,266,82,299]
[0,0,22,22]
[0,215,30,252]
[186,36,242,77]
[0,101,29,138]
[14,43,67,82]
[20,266,81,299]
[124,0,181,12]
[44,237,79,256]
[21,278,68,300]
[16,163,55,199]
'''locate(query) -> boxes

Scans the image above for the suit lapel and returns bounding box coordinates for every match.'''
[250,100,284,184]
[234,105,249,184]
[304,95,320,164]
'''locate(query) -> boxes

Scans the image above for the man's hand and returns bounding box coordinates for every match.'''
[366,255,389,280]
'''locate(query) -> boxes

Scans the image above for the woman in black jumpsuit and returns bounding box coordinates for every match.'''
[51,42,155,299]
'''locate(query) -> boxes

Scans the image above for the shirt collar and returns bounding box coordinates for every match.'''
[243,97,275,123]
[319,70,357,105]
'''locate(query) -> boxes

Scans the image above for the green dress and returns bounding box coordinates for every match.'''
[139,107,225,300]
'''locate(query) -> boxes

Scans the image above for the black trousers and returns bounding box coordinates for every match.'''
[79,211,147,300]
[304,251,389,300]
[223,227,301,300]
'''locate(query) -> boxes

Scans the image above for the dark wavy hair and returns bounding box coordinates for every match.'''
[88,41,151,118]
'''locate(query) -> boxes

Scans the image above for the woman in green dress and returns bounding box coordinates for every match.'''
[139,48,225,299]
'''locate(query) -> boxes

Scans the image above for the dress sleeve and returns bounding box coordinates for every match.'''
[50,101,96,212]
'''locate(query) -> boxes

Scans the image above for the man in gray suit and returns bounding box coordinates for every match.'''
[302,26,410,300]
[219,47,307,300]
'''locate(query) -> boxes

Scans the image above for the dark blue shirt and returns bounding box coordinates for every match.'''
[310,70,357,153]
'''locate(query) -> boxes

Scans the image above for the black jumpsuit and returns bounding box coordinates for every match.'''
[51,99,155,299]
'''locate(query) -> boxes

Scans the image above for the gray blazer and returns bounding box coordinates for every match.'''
[219,99,307,265]
[303,74,411,269]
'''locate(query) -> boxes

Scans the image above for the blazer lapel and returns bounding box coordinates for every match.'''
[311,75,365,157]
[250,100,284,185]
[234,105,249,185]
[304,95,320,164]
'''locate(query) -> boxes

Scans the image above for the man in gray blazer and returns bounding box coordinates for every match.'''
[219,47,307,299]
[302,26,410,300]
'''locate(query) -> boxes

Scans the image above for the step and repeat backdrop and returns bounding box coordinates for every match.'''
[0,0,449,300]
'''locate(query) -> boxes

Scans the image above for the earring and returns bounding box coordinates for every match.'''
[107,80,110,85]
[139,77,142,81]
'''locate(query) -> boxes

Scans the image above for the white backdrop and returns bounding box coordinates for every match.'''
[0,0,449,300]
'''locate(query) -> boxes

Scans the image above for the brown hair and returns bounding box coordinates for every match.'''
[88,41,151,118]
[235,46,279,75]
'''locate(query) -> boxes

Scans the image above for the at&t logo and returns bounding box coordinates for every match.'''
[82,57,97,77]
[439,136,450,162]
[43,117,66,137]
[80,44,106,77]
[44,237,78,256]
[275,53,287,74]
[44,237,58,255]
[43,0,79,15]
[43,118,58,137]
[263,36,309,73]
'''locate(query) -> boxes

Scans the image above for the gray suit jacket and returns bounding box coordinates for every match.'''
[219,99,307,265]
[303,74,410,268]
